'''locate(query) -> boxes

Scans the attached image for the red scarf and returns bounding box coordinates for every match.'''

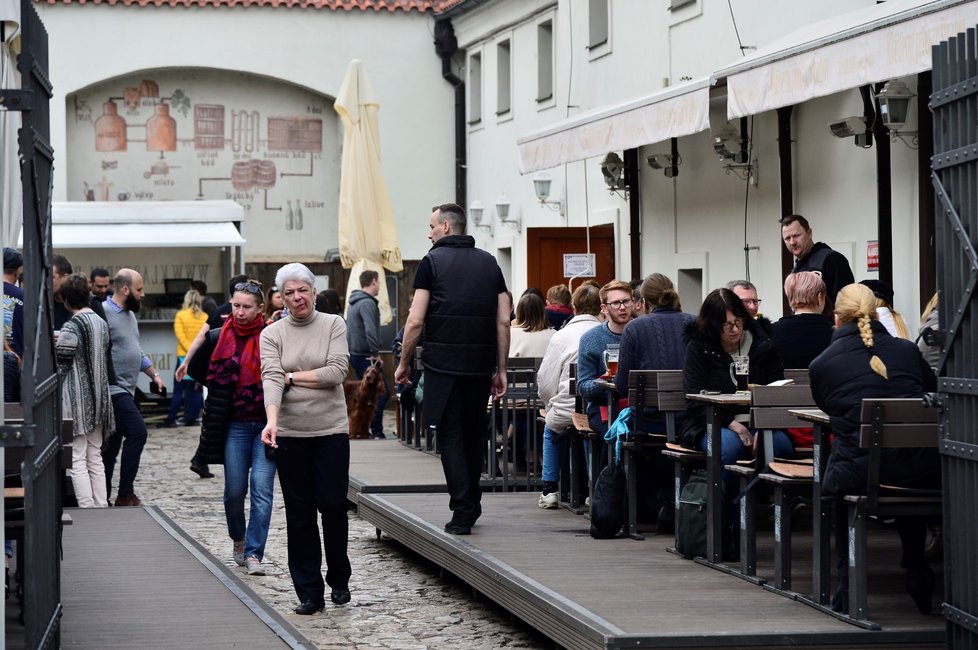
[207,315,265,388]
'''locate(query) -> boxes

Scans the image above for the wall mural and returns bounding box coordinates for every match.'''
[67,70,340,258]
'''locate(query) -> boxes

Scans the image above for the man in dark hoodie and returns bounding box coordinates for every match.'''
[347,269,388,439]
[781,214,854,316]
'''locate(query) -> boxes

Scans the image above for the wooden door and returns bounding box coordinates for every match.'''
[526,224,616,293]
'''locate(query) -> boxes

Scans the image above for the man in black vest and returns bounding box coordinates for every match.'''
[394,203,509,535]
[781,214,854,314]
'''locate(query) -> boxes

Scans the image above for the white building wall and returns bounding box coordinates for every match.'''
[459,0,924,322]
[35,4,454,262]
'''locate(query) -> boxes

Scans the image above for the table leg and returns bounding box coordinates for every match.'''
[706,405,723,564]
[812,423,831,604]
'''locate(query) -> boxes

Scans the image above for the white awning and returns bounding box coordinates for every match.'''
[20,200,246,249]
[715,0,977,120]
[516,77,712,174]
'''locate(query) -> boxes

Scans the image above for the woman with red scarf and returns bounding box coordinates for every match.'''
[205,280,275,577]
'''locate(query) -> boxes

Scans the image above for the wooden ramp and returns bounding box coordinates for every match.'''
[359,492,945,650]
[348,439,447,501]
[60,507,314,649]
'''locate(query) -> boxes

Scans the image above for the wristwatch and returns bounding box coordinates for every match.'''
[152,372,161,378]
[287,372,294,386]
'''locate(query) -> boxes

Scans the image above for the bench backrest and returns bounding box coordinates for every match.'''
[783,368,811,385]
[858,398,938,448]
[857,397,939,508]
[750,384,816,429]
[628,370,684,440]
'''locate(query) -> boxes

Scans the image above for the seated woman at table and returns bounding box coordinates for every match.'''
[809,283,939,614]
[509,292,553,358]
[680,288,791,464]
[771,271,834,371]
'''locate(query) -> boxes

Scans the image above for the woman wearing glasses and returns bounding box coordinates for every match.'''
[260,263,351,615]
[681,288,790,462]
[202,280,275,576]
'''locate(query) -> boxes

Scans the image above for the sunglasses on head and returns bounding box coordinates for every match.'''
[234,281,263,295]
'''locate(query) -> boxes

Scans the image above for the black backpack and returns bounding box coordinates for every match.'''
[589,461,625,539]
[676,469,708,559]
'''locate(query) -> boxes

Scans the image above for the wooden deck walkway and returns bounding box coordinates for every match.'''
[359,492,945,650]
[348,439,447,501]
[59,507,314,649]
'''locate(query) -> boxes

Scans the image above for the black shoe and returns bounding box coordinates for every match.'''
[330,587,351,605]
[370,431,387,440]
[190,462,214,479]
[294,600,325,615]
[444,522,472,535]
[159,420,179,429]
[906,564,935,615]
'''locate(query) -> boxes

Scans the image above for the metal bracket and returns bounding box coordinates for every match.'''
[941,439,978,462]
[0,89,35,112]
[0,424,37,447]
[945,602,978,633]
[940,377,978,396]
[929,75,978,109]
[931,142,978,171]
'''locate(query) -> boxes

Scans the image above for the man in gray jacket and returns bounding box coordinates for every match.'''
[347,270,388,438]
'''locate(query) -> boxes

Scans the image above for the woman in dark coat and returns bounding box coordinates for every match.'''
[681,288,791,464]
[771,271,834,370]
[809,283,940,614]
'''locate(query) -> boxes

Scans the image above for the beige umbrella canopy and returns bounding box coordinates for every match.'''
[335,59,402,326]
[1,1,22,249]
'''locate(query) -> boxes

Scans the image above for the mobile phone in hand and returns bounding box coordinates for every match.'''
[150,382,167,398]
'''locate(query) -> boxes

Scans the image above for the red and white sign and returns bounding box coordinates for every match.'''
[866,240,879,272]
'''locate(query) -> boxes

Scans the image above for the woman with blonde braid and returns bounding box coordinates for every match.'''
[809,283,940,615]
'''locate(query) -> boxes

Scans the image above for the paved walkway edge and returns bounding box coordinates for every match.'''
[144,506,316,650]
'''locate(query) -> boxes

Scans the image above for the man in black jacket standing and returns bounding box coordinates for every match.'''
[780,214,854,315]
[395,203,509,535]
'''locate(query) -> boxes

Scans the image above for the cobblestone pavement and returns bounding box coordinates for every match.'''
[133,413,552,650]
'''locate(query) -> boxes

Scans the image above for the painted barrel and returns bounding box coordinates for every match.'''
[254,160,276,189]
[231,160,254,191]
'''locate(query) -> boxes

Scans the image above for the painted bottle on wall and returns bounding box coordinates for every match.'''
[294,199,303,231]
[146,103,177,152]
[95,101,127,152]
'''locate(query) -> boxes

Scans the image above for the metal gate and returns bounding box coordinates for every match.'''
[2,0,60,646]
[931,24,978,649]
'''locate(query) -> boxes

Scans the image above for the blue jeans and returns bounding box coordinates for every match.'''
[541,425,566,484]
[697,427,794,480]
[167,370,203,424]
[224,420,276,561]
[350,355,389,435]
[103,392,148,499]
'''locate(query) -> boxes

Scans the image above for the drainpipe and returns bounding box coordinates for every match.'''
[434,19,466,210]
[862,84,892,288]
[777,106,794,317]
[623,147,641,279]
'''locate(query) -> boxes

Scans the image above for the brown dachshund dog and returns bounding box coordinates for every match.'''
[344,362,386,439]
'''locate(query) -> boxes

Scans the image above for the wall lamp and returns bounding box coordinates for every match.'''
[713,120,756,184]
[532,175,565,216]
[496,194,521,232]
[469,200,492,234]
[876,79,918,149]
[599,152,629,200]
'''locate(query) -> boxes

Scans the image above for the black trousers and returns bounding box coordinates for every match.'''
[275,434,352,604]
[423,371,492,527]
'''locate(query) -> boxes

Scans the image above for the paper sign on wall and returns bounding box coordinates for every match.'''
[563,253,596,278]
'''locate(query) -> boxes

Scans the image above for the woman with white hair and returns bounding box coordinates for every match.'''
[260,263,352,615]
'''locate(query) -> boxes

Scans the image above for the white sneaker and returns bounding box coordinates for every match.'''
[538,491,559,509]
[584,497,591,510]
[233,540,245,567]
[245,556,265,576]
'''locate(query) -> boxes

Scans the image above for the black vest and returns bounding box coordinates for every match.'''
[422,236,501,377]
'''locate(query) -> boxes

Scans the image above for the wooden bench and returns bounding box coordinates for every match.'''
[725,384,815,586]
[839,397,941,629]
[622,370,683,540]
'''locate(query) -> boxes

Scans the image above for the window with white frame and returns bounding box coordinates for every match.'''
[537,20,553,102]
[497,39,511,116]
[469,52,482,125]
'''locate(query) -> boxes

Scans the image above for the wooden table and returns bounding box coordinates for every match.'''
[789,407,832,606]
[686,392,751,564]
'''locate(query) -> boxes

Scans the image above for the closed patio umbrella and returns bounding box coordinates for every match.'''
[335,59,402,326]
[1,0,22,249]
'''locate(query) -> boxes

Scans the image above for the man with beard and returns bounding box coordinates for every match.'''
[102,268,166,506]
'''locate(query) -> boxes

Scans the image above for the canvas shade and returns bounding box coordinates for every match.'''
[1,0,21,251]
[335,59,402,326]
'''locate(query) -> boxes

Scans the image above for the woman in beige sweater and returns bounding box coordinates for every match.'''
[260,263,351,615]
